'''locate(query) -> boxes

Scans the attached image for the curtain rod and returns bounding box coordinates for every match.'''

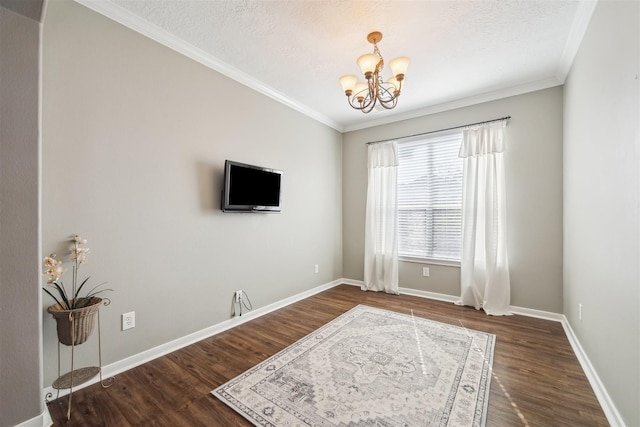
[366,115,511,145]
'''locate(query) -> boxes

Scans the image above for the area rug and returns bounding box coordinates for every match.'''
[212,305,495,426]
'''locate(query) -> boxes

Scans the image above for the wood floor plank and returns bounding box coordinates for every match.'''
[46,284,609,426]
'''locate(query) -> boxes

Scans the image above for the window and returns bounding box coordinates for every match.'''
[397,131,463,263]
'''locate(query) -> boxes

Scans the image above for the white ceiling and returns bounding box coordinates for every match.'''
[75,0,596,132]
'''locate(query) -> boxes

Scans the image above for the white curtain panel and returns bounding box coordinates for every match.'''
[364,141,399,294]
[458,122,511,315]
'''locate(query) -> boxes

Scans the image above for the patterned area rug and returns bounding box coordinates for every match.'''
[212,305,495,426]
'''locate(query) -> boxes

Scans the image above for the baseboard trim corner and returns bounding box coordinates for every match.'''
[345,279,623,426]
[509,305,564,322]
[398,286,459,303]
[13,407,52,427]
[347,280,565,322]
[560,316,626,427]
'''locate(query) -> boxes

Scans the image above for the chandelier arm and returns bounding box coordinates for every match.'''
[378,84,399,102]
[378,97,398,110]
[361,98,378,114]
[346,81,374,111]
[376,80,393,100]
[346,97,378,113]
[346,92,374,111]
[346,96,366,110]
[362,76,380,113]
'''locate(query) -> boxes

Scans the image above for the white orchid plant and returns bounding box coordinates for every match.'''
[42,234,112,310]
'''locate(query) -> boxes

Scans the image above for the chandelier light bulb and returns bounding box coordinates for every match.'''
[354,82,368,102]
[389,56,410,79]
[387,76,401,94]
[357,53,380,79]
[339,75,358,95]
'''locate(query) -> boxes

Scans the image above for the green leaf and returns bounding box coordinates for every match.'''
[74,276,91,301]
[83,282,112,299]
[86,288,114,299]
[42,287,65,308]
[52,282,71,310]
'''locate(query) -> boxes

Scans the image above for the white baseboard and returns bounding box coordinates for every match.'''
[344,279,460,304]
[43,279,343,400]
[399,286,460,304]
[42,278,623,427]
[560,317,626,427]
[14,408,52,427]
[345,278,623,426]
[339,278,365,289]
[346,279,564,321]
[509,305,565,321]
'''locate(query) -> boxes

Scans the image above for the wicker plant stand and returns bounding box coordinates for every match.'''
[45,298,115,420]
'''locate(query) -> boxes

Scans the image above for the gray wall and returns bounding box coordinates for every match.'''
[41,0,342,386]
[3,0,635,425]
[0,3,44,427]
[563,1,639,425]
[343,88,564,313]
[343,87,562,313]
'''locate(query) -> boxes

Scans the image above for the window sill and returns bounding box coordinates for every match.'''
[399,256,461,268]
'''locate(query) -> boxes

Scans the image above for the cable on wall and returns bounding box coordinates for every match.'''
[232,290,253,317]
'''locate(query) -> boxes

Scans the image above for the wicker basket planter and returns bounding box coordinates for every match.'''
[47,298,102,346]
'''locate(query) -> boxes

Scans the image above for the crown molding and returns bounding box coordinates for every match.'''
[73,0,589,135]
[73,0,343,132]
[556,0,598,83]
[342,76,563,133]
[0,0,45,22]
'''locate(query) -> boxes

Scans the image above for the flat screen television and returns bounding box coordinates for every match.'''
[221,160,282,212]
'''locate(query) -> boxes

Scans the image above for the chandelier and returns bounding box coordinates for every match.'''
[339,31,410,114]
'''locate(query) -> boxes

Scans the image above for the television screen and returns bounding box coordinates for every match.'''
[221,160,282,212]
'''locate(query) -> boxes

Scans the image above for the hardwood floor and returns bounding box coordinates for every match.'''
[47,284,609,426]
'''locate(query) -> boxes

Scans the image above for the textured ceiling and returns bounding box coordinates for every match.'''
[76,0,594,132]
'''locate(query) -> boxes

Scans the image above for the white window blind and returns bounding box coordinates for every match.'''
[397,131,463,262]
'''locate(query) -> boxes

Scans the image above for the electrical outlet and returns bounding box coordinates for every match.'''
[235,290,243,303]
[122,311,135,330]
[423,267,430,277]
[314,264,319,273]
